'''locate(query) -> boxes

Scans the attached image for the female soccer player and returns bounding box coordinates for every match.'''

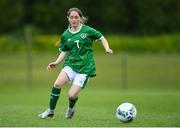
[39,7,113,119]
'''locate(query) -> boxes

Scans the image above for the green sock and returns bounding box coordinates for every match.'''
[69,97,78,108]
[49,86,61,110]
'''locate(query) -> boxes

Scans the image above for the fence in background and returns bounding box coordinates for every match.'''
[0,52,179,90]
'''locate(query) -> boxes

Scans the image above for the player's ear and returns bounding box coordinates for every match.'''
[80,18,83,23]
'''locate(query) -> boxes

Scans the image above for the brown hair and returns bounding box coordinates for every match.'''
[67,7,88,24]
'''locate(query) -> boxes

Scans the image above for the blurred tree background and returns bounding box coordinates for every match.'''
[0,0,179,52]
[0,0,179,34]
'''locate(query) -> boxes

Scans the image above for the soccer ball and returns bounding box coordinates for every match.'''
[116,103,137,123]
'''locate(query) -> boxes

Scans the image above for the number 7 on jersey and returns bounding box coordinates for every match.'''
[75,40,80,49]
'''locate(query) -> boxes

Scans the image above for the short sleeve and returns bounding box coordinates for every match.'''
[89,27,103,40]
[59,36,69,52]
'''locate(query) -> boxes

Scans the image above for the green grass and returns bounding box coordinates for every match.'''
[0,52,180,127]
[0,88,180,127]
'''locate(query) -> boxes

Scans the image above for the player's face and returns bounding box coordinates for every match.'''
[68,11,81,28]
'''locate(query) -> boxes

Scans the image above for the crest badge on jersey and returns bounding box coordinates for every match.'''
[80,33,87,39]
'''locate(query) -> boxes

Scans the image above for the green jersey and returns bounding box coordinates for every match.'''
[59,24,103,77]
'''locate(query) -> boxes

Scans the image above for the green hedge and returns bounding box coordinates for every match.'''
[0,34,179,53]
[106,34,180,53]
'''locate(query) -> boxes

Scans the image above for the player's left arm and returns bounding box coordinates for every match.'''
[100,36,113,54]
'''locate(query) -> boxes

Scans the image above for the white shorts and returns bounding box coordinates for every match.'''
[62,66,89,88]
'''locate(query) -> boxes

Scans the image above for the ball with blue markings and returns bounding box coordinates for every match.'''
[116,103,137,123]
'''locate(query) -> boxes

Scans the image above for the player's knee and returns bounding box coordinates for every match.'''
[53,84,61,89]
[68,93,77,100]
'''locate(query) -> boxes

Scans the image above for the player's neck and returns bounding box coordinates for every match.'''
[69,24,82,34]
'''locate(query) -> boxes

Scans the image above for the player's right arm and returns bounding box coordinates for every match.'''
[47,51,68,71]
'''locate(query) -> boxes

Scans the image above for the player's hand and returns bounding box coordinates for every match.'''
[106,48,113,55]
[47,62,57,71]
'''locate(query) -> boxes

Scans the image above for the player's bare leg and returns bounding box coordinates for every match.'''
[65,84,82,119]
[39,71,69,119]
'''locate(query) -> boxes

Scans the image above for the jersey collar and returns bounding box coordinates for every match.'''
[68,24,82,34]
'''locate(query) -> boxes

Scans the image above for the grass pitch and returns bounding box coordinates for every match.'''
[0,87,180,127]
[0,52,180,127]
